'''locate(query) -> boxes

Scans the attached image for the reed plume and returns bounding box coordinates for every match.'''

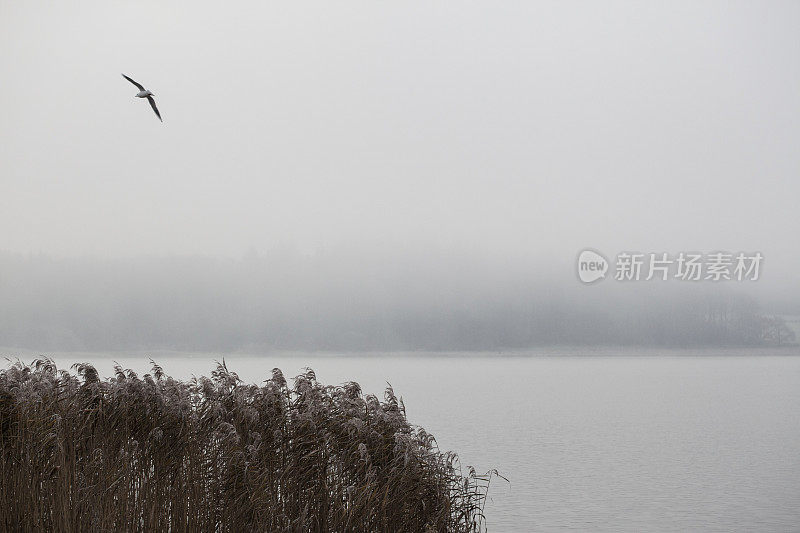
[0,358,497,532]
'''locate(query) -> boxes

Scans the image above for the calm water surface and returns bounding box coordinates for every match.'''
[15,348,800,532]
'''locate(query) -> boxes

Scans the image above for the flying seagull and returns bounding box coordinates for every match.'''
[121,74,162,122]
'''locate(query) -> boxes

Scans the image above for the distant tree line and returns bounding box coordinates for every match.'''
[0,251,794,351]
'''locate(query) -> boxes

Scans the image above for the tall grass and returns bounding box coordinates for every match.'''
[0,358,499,532]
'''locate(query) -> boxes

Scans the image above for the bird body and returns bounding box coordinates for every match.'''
[122,74,162,122]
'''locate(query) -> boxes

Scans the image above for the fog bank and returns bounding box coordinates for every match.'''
[1,250,795,352]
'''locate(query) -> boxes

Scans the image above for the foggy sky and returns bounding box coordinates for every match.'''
[1,2,799,297]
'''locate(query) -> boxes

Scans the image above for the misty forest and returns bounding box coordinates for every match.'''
[0,251,794,352]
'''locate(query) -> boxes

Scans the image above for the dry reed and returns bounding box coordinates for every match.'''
[0,358,499,532]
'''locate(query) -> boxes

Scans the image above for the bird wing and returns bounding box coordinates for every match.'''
[121,73,145,91]
[147,96,162,122]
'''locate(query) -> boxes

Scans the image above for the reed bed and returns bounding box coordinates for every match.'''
[0,358,498,532]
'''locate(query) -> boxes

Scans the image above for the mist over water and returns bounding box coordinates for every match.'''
[2,2,800,530]
[2,2,799,351]
[0,249,795,352]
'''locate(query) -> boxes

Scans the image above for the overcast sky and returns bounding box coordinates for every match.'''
[1,2,798,294]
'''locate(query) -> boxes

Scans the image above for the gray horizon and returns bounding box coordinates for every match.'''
[1,2,798,350]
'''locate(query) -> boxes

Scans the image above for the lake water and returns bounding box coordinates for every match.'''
[11,348,800,532]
